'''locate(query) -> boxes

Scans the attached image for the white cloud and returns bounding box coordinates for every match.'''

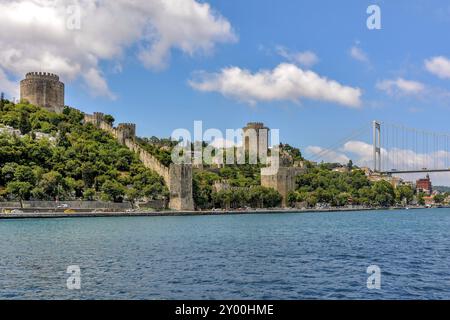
[189,63,362,108]
[349,46,369,63]
[0,0,236,98]
[276,47,319,67]
[425,56,450,79]
[306,146,350,164]
[83,68,116,100]
[376,78,425,96]
[0,69,19,99]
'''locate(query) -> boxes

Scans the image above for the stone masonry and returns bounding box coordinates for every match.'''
[261,166,304,207]
[84,112,194,211]
[20,72,65,113]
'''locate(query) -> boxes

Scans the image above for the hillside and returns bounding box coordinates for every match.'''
[0,100,168,204]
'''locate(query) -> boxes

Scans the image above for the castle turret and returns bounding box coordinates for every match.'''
[20,72,65,113]
[117,123,136,144]
[243,122,269,160]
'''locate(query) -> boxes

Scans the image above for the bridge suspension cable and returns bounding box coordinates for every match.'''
[378,121,450,174]
[307,123,370,163]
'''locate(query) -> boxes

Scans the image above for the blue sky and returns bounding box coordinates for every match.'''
[68,0,450,147]
[2,0,450,178]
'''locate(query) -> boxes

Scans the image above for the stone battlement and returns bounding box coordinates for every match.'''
[117,123,136,131]
[244,122,267,129]
[25,72,60,81]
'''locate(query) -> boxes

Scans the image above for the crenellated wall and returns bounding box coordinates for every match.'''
[124,138,170,183]
[84,113,194,211]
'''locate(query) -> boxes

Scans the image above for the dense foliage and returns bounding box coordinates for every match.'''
[137,136,175,167]
[193,166,280,209]
[0,101,168,205]
[287,164,415,207]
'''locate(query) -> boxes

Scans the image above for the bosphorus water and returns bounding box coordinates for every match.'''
[1,208,449,299]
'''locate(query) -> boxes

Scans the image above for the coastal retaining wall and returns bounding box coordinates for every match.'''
[84,112,194,211]
[0,201,132,210]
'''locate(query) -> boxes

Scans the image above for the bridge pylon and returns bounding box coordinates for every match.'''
[373,120,381,172]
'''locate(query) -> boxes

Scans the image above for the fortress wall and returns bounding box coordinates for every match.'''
[84,113,194,211]
[124,138,170,183]
[168,163,195,211]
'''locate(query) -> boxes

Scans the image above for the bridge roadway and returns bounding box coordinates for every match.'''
[380,169,450,174]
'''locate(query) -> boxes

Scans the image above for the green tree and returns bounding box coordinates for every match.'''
[103,114,115,126]
[125,187,140,208]
[0,92,4,111]
[101,180,125,202]
[395,185,414,205]
[417,192,426,206]
[83,188,96,201]
[347,160,353,171]
[19,110,32,135]
[7,181,32,208]
[372,180,395,207]
[39,171,65,200]
[434,193,446,204]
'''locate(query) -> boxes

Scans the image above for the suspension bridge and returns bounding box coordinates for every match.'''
[308,121,450,175]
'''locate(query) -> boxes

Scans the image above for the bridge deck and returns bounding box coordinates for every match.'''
[380,169,450,174]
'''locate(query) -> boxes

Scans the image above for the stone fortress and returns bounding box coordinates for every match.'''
[243,122,269,159]
[84,112,194,211]
[243,122,305,207]
[17,72,303,209]
[20,72,65,113]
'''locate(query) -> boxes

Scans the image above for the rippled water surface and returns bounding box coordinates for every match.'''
[1,209,450,299]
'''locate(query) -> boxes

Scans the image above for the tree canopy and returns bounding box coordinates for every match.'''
[0,101,168,203]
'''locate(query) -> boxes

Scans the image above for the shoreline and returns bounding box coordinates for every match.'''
[0,206,438,220]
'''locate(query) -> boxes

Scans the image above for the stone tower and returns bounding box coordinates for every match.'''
[117,123,137,144]
[20,72,65,113]
[243,122,269,160]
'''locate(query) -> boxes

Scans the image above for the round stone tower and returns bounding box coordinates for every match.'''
[243,122,269,157]
[20,72,65,113]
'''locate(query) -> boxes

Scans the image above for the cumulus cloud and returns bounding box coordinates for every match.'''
[349,46,369,63]
[276,46,319,68]
[306,146,350,164]
[425,56,450,79]
[0,69,19,99]
[189,63,362,107]
[376,78,425,96]
[0,0,236,99]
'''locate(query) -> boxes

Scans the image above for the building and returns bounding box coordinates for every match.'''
[416,174,432,195]
[242,122,269,160]
[367,172,404,188]
[20,72,65,113]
